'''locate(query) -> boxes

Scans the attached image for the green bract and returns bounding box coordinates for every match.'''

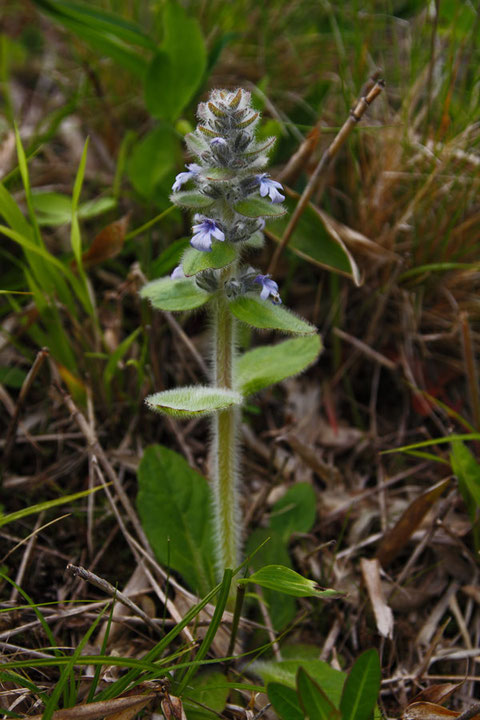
[182,243,236,276]
[140,277,211,310]
[235,197,287,217]
[229,296,316,334]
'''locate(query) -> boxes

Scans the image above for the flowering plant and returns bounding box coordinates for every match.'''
[140,89,322,584]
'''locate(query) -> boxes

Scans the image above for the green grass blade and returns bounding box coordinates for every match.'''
[13,124,43,247]
[42,606,107,720]
[0,572,60,657]
[103,327,141,402]
[71,137,89,267]
[0,484,106,528]
[382,434,480,455]
[177,569,233,694]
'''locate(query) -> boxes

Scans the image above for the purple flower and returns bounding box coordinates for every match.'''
[172,163,202,192]
[210,137,228,148]
[191,215,225,252]
[256,173,285,203]
[171,264,185,279]
[254,274,281,304]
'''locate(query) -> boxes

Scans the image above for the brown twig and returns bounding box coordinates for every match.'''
[66,563,161,636]
[457,703,480,720]
[268,72,385,275]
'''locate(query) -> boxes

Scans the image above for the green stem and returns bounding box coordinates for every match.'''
[211,268,239,579]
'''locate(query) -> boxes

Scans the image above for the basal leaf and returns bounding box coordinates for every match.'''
[235,335,322,396]
[270,483,317,542]
[127,126,177,200]
[339,648,380,720]
[182,242,236,276]
[182,671,229,719]
[229,296,316,334]
[269,194,361,285]
[297,668,341,720]
[140,277,211,311]
[267,683,304,720]
[245,528,295,630]
[137,445,215,594]
[145,386,243,417]
[252,659,345,706]
[235,197,286,218]
[239,565,339,599]
[145,0,206,120]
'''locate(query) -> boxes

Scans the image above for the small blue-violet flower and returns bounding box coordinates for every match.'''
[191,215,225,252]
[171,264,185,279]
[254,274,281,304]
[172,163,202,192]
[256,173,285,203]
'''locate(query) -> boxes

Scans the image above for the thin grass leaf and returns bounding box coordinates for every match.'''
[96,580,227,700]
[177,569,233,694]
[0,669,49,706]
[86,599,117,703]
[13,123,43,247]
[103,327,141,402]
[71,137,89,269]
[382,434,480,454]
[0,573,60,658]
[42,607,108,720]
[0,224,93,314]
[0,484,106,528]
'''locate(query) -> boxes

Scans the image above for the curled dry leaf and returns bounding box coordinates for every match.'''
[74,213,130,270]
[402,701,480,720]
[377,477,450,567]
[25,692,157,720]
[411,683,464,707]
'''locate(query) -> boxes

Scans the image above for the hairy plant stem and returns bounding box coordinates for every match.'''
[211,266,239,582]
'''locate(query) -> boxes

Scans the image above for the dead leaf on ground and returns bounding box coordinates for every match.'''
[360,557,394,639]
[377,477,450,567]
[402,701,480,719]
[25,691,157,720]
[410,683,464,706]
[73,213,130,270]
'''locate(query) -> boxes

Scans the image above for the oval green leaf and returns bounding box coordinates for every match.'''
[235,335,322,396]
[235,197,286,218]
[137,445,215,595]
[267,683,304,720]
[269,194,361,285]
[144,1,206,120]
[270,483,317,542]
[170,190,215,209]
[140,277,211,311]
[229,296,316,334]
[145,385,243,417]
[297,668,341,720]
[339,648,381,720]
[238,565,339,599]
[182,242,236,276]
